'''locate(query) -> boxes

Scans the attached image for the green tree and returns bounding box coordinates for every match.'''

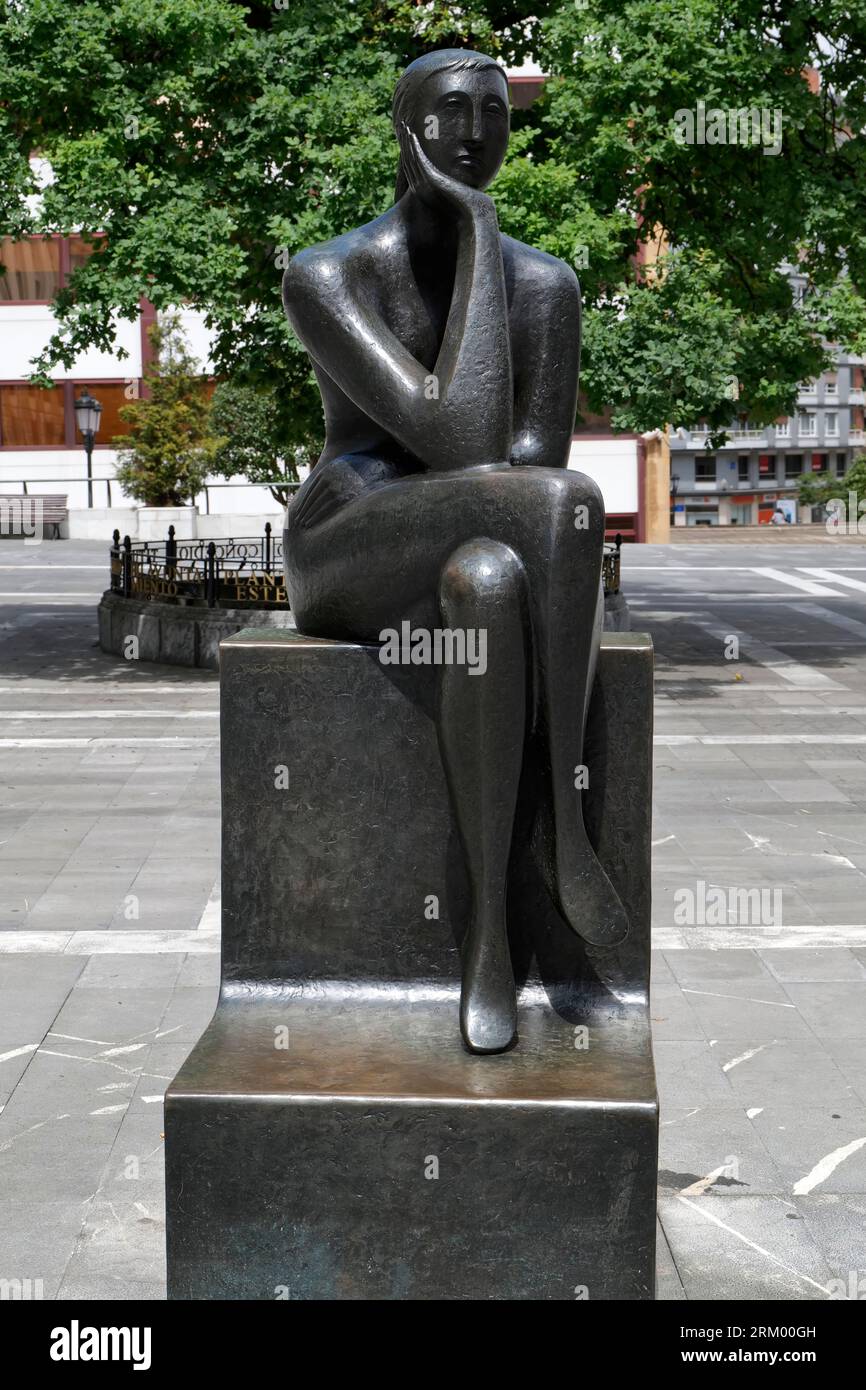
[113,314,223,506]
[798,453,866,517]
[209,380,305,506]
[1,1,865,447]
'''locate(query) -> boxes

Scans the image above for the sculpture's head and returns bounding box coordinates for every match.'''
[393,48,510,201]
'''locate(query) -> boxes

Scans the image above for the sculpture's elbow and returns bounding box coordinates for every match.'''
[282,250,343,326]
[510,433,563,469]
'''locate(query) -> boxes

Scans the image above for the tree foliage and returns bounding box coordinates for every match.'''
[1,0,865,454]
[798,453,866,514]
[209,379,304,505]
[113,315,223,506]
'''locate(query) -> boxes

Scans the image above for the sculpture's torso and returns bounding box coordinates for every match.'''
[304,202,581,470]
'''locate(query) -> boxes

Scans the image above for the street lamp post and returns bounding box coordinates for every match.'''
[74,392,102,510]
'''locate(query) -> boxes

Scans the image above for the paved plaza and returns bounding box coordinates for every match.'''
[2,535,866,1299]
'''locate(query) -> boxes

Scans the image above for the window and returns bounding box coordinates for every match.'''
[775,418,790,439]
[825,411,839,438]
[825,375,838,398]
[759,454,777,480]
[785,454,804,480]
[68,235,100,275]
[738,456,750,482]
[0,384,66,445]
[0,237,61,301]
[836,453,848,478]
[694,455,716,483]
[798,411,817,437]
[0,380,138,449]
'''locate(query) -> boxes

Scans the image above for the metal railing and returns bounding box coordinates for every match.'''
[110,524,289,608]
[110,524,624,604]
[603,536,622,594]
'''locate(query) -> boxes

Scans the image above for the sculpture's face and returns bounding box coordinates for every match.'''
[413,67,510,189]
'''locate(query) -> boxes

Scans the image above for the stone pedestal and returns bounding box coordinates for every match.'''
[165,629,657,1300]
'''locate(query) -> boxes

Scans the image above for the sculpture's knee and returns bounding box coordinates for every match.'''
[439,540,524,612]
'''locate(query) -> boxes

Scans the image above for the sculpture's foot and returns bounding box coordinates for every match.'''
[460,918,517,1054]
[533,806,629,948]
[554,836,629,947]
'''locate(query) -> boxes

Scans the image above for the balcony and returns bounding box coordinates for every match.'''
[849,429,865,445]
[725,429,767,447]
[798,384,818,402]
[684,424,775,450]
[848,388,864,405]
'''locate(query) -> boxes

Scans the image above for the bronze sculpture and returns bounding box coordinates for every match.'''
[282,48,628,1055]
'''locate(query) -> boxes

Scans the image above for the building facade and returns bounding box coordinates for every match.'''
[669,354,865,526]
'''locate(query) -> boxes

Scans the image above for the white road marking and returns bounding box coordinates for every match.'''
[0,710,218,719]
[639,612,844,688]
[0,1043,39,1064]
[48,1032,110,1046]
[0,736,217,747]
[0,891,221,954]
[654,925,866,948]
[626,566,866,572]
[792,603,866,642]
[799,567,866,593]
[0,685,216,695]
[674,1194,833,1297]
[683,990,794,1009]
[793,1137,866,1195]
[680,1163,737,1197]
[0,1113,72,1153]
[722,1043,775,1072]
[631,593,846,601]
[747,1108,764,1119]
[751,566,845,596]
[656,733,866,744]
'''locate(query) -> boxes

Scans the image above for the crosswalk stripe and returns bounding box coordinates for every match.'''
[751,567,844,596]
[799,568,866,594]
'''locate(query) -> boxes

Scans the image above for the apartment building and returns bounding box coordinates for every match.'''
[668,352,865,526]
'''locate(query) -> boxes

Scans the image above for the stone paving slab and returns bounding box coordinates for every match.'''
[2,942,866,1300]
[3,538,866,1300]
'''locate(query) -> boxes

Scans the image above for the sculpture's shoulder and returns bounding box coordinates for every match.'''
[501,235,581,313]
[282,212,396,318]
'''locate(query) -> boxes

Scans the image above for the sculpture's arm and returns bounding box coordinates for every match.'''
[283,147,512,473]
[509,254,581,469]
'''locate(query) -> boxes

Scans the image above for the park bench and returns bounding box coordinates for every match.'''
[0,493,68,540]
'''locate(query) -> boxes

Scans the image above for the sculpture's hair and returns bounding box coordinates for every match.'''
[392,49,509,201]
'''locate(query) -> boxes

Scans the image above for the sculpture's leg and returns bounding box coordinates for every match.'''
[438,540,527,1053]
[524,473,629,947]
[285,461,628,949]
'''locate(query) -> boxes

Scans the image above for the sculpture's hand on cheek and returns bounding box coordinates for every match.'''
[400,123,495,224]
